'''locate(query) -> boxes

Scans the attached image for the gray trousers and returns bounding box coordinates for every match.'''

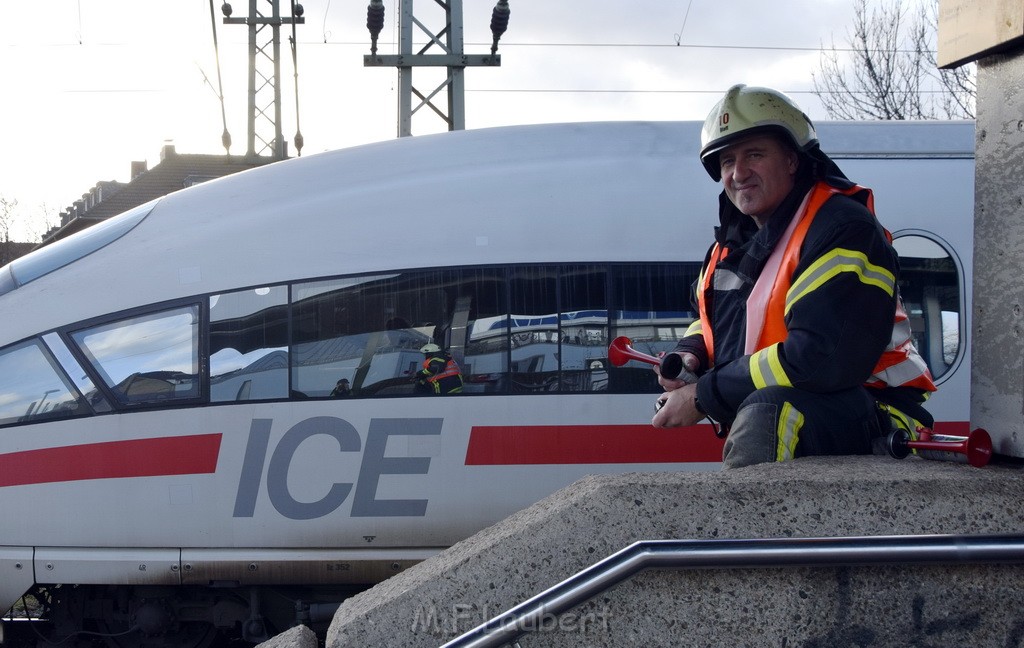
[721,386,886,469]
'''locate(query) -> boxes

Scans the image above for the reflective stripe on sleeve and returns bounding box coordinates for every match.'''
[749,343,792,389]
[685,319,702,337]
[785,248,896,315]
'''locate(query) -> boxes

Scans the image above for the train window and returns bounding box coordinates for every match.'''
[560,265,609,392]
[210,287,289,402]
[41,332,112,414]
[506,265,608,393]
[292,273,441,397]
[892,235,962,380]
[0,339,91,426]
[450,268,508,394]
[292,269,508,398]
[609,263,701,393]
[509,267,560,392]
[71,305,200,405]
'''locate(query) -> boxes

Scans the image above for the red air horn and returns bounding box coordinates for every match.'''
[886,427,993,468]
[608,336,686,380]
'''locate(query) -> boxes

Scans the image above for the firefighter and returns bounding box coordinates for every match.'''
[652,84,936,469]
[416,343,464,395]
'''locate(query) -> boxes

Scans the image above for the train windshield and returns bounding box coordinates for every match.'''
[0,199,157,297]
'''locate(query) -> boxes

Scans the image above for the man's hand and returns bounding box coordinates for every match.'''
[651,382,704,428]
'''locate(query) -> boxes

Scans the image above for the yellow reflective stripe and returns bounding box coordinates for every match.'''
[776,401,803,461]
[685,319,702,337]
[749,344,792,389]
[785,248,896,315]
[877,402,923,442]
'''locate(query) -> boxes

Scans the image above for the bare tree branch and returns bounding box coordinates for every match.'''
[813,0,975,120]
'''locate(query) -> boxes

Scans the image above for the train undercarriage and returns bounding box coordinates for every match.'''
[1,584,360,648]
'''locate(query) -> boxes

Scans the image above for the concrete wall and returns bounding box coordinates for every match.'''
[973,50,1024,457]
[325,456,1024,647]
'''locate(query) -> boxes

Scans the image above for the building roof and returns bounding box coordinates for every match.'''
[40,144,277,246]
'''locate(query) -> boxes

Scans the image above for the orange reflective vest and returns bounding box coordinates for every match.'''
[420,356,463,394]
[697,181,937,393]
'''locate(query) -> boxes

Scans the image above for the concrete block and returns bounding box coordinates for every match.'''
[324,456,1024,646]
[257,624,318,648]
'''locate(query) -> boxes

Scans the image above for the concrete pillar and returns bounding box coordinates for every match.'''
[972,51,1024,456]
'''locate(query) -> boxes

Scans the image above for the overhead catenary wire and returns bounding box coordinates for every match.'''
[673,0,694,46]
[5,38,935,56]
[289,0,304,156]
[207,0,232,155]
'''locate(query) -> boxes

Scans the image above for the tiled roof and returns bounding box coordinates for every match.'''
[40,146,277,247]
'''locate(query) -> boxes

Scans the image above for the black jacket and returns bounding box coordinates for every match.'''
[675,152,931,426]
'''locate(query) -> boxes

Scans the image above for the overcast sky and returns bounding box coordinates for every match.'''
[1,0,882,240]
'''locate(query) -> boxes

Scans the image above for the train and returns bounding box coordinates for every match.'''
[0,120,974,647]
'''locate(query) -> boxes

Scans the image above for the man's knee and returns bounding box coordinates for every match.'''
[722,402,781,469]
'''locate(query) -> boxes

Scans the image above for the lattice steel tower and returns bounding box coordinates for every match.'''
[364,0,510,137]
[223,1,305,159]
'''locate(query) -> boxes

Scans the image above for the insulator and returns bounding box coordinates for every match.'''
[489,0,510,55]
[490,1,510,36]
[367,0,385,35]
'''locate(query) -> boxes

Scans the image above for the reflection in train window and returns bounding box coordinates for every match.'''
[292,274,438,398]
[560,265,609,392]
[506,265,609,393]
[509,266,560,392]
[893,235,962,380]
[210,287,289,402]
[449,268,508,394]
[42,332,112,414]
[0,262,728,422]
[609,263,700,392]
[291,270,507,397]
[0,339,90,426]
[71,305,200,405]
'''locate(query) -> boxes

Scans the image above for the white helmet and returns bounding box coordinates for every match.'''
[699,84,818,181]
[420,343,441,354]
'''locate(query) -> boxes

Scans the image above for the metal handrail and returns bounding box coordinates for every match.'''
[440,534,1024,648]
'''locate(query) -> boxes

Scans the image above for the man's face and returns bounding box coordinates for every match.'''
[719,134,799,224]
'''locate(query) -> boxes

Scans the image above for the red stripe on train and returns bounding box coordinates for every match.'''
[0,434,222,488]
[465,422,974,465]
[465,425,725,465]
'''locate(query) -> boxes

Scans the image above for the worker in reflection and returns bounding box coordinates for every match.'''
[330,378,352,397]
[416,344,463,395]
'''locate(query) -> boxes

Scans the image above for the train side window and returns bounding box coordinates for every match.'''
[70,305,201,406]
[41,332,112,414]
[451,268,509,394]
[507,265,608,393]
[892,235,962,380]
[509,267,560,393]
[210,286,289,402]
[609,263,700,393]
[292,273,444,398]
[560,265,609,392]
[0,339,91,426]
